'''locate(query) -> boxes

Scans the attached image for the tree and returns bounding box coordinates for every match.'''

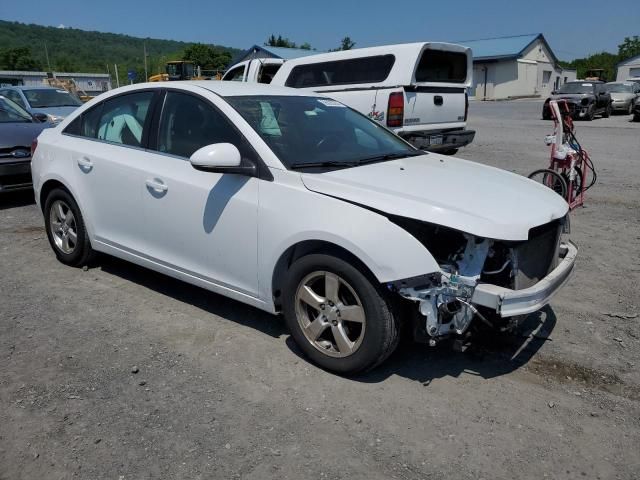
[0,47,40,70]
[182,43,232,71]
[265,34,309,49]
[618,36,640,61]
[55,54,76,72]
[339,37,356,50]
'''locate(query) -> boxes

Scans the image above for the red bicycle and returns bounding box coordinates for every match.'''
[528,99,597,210]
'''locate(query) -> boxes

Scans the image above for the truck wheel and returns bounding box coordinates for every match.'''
[282,254,399,375]
[586,106,595,121]
[44,188,94,267]
[602,103,611,118]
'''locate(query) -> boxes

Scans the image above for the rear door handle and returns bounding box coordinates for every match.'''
[145,178,168,193]
[77,157,93,170]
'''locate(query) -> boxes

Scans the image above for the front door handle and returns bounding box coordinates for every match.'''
[77,156,93,171]
[145,178,168,193]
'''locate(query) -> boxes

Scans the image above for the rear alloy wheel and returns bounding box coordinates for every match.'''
[44,188,94,266]
[283,254,399,374]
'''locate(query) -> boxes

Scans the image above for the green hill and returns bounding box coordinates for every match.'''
[0,19,242,84]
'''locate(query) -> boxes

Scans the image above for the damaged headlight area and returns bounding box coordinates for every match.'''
[387,216,568,343]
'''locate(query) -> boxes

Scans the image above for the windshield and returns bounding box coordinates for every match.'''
[0,96,33,123]
[557,83,595,94]
[226,95,417,169]
[24,89,82,108]
[605,83,633,93]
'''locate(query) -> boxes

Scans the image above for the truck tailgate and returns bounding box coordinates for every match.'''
[404,87,466,126]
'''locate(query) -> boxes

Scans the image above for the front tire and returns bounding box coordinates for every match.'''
[282,254,399,375]
[44,188,94,266]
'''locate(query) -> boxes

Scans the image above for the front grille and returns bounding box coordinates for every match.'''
[0,146,31,159]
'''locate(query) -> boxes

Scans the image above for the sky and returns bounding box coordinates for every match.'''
[1,0,638,60]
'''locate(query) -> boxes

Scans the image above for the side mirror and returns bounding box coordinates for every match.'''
[32,112,49,123]
[189,143,256,175]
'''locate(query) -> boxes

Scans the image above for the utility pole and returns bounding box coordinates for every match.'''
[114,64,120,88]
[44,43,52,72]
[143,43,148,82]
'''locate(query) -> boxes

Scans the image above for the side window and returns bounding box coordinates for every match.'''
[285,55,395,88]
[62,103,103,138]
[222,65,246,82]
[157,91,248,159]
[258,64,281,84]
[96,92,154,146]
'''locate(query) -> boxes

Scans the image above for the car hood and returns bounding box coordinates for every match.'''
[609,92,634,101]
[300,154,569,241]
[30,106,79,118]
[0,121,50,150]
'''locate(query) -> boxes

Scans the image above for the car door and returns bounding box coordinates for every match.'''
[65,90,157,250]
[139,89,260,297]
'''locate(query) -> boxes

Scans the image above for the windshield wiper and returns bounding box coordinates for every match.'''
[289,161,360,170]
[354,151,423,165]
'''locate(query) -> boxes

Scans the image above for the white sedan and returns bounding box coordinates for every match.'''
[31,82,577,374]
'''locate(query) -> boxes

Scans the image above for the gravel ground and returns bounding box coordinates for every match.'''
[1,100,639,479]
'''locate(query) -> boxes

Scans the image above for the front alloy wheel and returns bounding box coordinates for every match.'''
[295,271,366,358]
[283,254,399,374]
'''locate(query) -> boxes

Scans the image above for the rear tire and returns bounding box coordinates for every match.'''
[282,254,399,375]
[602,103,611,118]
[44,188,94,267]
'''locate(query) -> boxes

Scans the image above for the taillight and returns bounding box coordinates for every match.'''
[464,92,469,122]
[387,91,404,128]
[31,138,38,157]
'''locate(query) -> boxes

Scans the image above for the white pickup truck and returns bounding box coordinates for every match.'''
[222,42,475,153]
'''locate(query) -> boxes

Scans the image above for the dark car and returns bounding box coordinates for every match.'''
[542,81,612,121]
[0,95,50,193]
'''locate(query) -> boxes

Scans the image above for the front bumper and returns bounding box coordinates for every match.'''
[0,159,32,193]
[401,128,476,152]
[611,100,631,111]
[471,241,578,317]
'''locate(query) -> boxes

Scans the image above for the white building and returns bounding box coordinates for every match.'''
[459,34,576,100]
[616,54,640,81]
[0,71,111,97]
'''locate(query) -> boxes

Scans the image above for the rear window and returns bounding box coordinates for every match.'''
[285,55,395,88]
[415,50,467,83]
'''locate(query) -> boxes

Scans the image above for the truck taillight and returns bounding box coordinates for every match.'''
[464,92,469,122]
[31,138,38,157]
[387,92,404,128]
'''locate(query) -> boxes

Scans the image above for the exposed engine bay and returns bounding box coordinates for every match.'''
[387,216,567,343]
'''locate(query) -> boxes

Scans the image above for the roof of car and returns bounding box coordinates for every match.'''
[141,80,326,97]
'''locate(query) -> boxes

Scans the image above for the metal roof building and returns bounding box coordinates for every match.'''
[0,71,111,97]
[458,34,576,100]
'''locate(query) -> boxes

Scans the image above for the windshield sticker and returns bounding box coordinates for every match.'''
[582,83,592,86]
[318,99,345,108]
[57,90,70,94]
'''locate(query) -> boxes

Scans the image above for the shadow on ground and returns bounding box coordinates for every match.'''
[99,254,555,385]
[0,190,35,210]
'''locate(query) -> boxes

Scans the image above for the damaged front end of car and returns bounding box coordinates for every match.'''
[386,216,577,345]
